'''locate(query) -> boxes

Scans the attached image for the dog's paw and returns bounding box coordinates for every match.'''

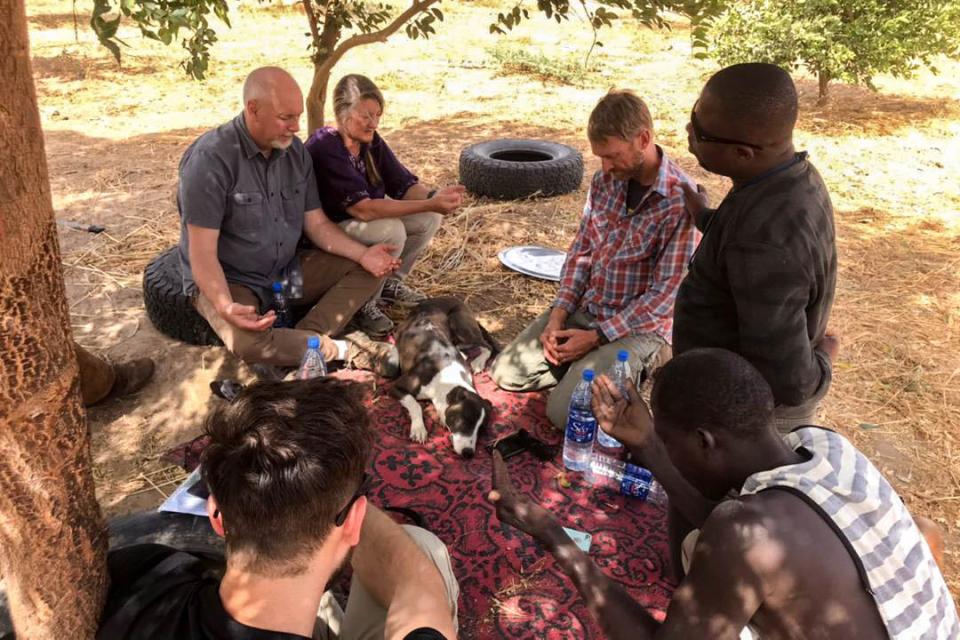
[469,348,492,374]
[410,421,429,443]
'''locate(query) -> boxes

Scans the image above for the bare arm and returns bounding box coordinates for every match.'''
[656,501,769,639]
[303,208,368,261]
[488,452,658,640]
[539,527,660,638]
[187,224,274,331]
[351,505,456,640]
[592,377,718,528]
[347,184,465,221]
[303,209,400,277]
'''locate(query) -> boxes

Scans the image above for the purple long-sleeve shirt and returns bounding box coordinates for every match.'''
[304,127,419,223]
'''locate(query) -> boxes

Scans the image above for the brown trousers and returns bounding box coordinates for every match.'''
[195,249,382,367]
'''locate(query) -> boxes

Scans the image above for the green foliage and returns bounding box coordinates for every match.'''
[91,0,229,79]
[706,0,960,95]
[91,0,726,81]
[487,42,593,85]
[489,0,725,54]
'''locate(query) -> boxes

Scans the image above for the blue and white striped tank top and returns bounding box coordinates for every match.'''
[741,427,959,639]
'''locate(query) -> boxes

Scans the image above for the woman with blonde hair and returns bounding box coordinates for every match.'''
[306,74,464,335]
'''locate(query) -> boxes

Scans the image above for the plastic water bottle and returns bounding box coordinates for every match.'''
[563,369,598,472]
[587,453,666,504]
[297,336,327,379]
[596,350,630,452]
[271,281,292,328]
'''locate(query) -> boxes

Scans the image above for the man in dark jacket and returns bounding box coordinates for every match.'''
[673,63,839,433]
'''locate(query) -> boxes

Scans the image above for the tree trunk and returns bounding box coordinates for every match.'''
[0,0,109,637]
[817,69,831,106]
[306,16,343,134]
[306,59,333,134]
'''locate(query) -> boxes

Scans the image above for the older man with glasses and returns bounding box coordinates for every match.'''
[674,63,839,436]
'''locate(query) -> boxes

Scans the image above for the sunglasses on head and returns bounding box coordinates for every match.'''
[334,472,371,527]
[690,100,764,150]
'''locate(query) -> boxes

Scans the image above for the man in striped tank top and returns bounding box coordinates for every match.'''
[490,348,958,639]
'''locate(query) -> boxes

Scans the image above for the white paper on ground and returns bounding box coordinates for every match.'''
[158,467,209,518]
[562,526,593,552]
[497,246,566,282]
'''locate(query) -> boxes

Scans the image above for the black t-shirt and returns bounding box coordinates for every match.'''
[98,544,446,640]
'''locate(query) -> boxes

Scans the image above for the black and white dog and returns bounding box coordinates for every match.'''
[392,297,498,458]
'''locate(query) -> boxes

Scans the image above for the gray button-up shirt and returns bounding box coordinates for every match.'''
[177,113,322,307]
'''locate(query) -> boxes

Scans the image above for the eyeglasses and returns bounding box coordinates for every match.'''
[334,472,371,526]
[690,100,764,150]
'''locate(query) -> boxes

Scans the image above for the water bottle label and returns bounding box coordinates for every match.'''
[620,465,653,499]
[565,410,597,444]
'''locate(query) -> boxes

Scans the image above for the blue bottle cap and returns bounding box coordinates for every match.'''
[582,369,595,381]
[307,336,320,349]
[617,349,629,362]
[272,281,283,292]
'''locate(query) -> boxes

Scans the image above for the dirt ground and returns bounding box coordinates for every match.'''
[26,0,960,597]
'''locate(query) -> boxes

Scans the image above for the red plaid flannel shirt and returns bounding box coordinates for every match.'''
[554,150,701,343]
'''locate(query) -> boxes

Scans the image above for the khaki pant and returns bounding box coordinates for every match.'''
[491,309,670,429]
[338,212,442,296]
[314,525,460,640]
[76,343,115,406]
[772,398,820,436]
[195,249,382,367]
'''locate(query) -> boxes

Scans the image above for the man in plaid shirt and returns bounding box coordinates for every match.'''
[492,90,701,429]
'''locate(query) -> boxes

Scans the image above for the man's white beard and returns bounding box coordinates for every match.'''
[271,136,293,150]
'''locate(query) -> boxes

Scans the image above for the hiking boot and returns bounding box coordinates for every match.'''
[381,278,427,307]
[355,299,394,336]
[95,357,155,405]
[343,331,400,378]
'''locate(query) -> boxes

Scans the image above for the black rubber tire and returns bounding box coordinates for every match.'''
[459,139,584,200]
[143,246,223,346]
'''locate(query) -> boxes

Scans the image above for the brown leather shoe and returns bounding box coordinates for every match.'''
[99,357,155,403]
[343,331,400,378]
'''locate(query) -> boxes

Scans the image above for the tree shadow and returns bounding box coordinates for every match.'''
[795,79,959,137]
[26,11,81,30]
[31,49,159,82]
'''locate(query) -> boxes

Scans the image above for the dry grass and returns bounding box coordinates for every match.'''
[26,0,960,600]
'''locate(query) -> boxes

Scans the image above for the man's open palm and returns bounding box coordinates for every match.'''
[222,302,275,332]
[360,243,401,277]
[592,375,655,450]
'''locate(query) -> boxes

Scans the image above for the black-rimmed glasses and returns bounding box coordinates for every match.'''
[334,472,371,526]
[690,100,764,150]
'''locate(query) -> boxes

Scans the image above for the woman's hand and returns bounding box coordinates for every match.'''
[430,185,466,215]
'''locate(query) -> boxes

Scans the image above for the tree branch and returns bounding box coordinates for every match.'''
[302,0,321,53]
[315,0,439,77]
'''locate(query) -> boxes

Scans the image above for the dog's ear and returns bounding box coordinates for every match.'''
[446,385,469,406]
[481,398,494,425]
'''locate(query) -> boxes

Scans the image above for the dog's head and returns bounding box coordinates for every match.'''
[443,386,493,458]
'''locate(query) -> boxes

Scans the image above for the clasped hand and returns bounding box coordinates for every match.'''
[540,323,599,365]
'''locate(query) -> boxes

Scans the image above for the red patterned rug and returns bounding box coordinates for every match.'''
[165,371,675,639]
